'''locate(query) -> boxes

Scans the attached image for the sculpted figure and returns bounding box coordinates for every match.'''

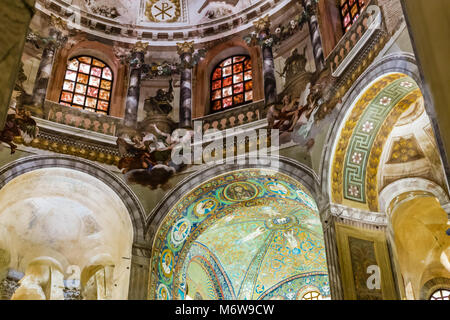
[267,95,302,132]
[280,47,307,81]
[0,109,39,154]
[144,80,174,116]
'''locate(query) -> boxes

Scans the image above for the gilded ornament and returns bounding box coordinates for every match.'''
[176,41,194,55]
[145,0,181,23]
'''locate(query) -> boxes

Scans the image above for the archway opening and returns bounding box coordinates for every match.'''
[328,71,449,300]
[0,168,134,300]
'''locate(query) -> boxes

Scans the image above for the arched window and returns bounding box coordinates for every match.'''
[301,291,322,300]
[339,0,367,32]
[59,56,113,115]
[210,55,253,112]
[430,289,450,300]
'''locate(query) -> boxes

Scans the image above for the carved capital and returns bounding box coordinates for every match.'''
[253,15,271,33]
[133,41,149,53]
[50,14,68,32]
[176,41,195,56]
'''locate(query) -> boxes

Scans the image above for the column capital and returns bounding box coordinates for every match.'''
[49,14,68,33]
[244,15,274,48]
[176,41,195,56]
[132,41,149,53]
[253,15,271,33]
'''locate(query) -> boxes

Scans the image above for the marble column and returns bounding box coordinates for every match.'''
[31,28,61,109]
[262,45,277,106]
[177,42,194,129]
[124,42,148,128]
[302,0,325,72]
[321,212,344,300]
[254,16,277,106]
[0,0,36,129]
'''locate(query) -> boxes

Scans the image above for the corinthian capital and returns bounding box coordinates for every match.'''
[176,41,195,56]
[253,15,271,33]
[50,14,68,32]
[133,41,149,53]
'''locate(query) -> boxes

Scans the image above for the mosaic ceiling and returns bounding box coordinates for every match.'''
[331,73,422,211]
[150,169,330,300]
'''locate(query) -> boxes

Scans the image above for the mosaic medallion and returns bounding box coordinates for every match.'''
[194,198,218,217]
[265,214,298,230]
[157,283,171,300]
[171,218,191,246]
[160,249,174,278]
[265,181,290,196]
[223,181,258,202]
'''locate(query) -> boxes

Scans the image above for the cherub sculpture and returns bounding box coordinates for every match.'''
[0,109,39,154]
[267,94,303,132]
[115,123,192,189]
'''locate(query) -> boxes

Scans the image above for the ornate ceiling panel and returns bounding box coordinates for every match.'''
[36,0,294,45]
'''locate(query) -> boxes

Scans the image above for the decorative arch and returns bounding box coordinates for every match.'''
[321,53,443,211]
[0,155,150,298]
[420,277,450,300]
[330,72,422,211]
[378,177,450,214]
[147,157,334,300]
[0,155,146,244]
[192,37,264,117]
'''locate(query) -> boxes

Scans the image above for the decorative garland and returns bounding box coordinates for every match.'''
[141,49,206,79]
[243,0,318,49]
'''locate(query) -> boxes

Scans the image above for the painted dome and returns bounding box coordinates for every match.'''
[150,169,330,300]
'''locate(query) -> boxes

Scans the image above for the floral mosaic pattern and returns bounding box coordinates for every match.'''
[331,74,420,208]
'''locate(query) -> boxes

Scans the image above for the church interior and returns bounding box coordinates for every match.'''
[0,0,449,300]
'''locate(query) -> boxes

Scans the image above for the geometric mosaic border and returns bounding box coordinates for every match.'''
[331,73,419,209]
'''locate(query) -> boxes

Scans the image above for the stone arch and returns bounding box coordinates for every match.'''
[419,277,450,300]
[378,177,449,214]
[147,156,339,300]
[147,156,321,239]
[321,53,449,210]
[0,155,150,299]
[0,155,146,242]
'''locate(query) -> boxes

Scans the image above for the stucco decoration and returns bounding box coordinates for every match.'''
[71,0,139,24]
[150,169,330,300]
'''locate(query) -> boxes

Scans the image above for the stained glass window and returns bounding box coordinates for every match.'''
[210,55,253,112]
[430,289,450,300]
[59,56,113,115]
[339,0,367,32]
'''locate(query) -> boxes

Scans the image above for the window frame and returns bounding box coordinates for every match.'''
[429,289,450,300]
[210,55,253,114]
[59,55,114,115]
